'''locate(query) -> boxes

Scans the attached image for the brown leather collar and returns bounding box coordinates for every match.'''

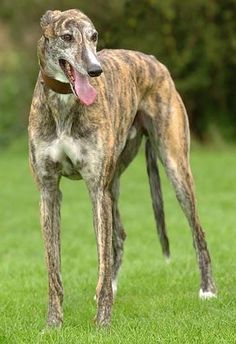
[40,71,73,94]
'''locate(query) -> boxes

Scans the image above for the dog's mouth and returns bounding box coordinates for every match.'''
[59,59,97,106]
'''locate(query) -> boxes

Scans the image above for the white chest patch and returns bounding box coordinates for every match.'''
[36,134,102,181]
[48,135,80,165]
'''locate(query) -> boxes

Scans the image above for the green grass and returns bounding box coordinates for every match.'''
[0,140,236,343]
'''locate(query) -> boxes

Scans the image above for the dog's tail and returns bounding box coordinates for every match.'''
[145,138,170,260]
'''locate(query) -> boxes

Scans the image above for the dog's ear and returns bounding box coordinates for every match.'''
[40,10,61,37]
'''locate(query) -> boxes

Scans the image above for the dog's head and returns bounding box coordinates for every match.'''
[38,9,103,105]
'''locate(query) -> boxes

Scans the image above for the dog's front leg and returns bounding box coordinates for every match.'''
[39,179,63,327]
[90,188,113,327]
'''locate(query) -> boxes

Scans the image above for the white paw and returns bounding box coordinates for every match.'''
[199,288,217,300]
[165,256,171,264]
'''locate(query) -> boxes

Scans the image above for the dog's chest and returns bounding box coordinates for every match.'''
[49,135,81,166]
[43,133,100,179]
[36,117,100,180]
[36,95,102,179]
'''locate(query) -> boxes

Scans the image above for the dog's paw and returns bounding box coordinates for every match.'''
[199,288,217,300]
[164,255,171,264]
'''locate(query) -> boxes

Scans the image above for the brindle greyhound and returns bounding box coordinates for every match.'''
[29,9,216,327]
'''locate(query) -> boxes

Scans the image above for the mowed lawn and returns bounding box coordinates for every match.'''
[0,140,236,343]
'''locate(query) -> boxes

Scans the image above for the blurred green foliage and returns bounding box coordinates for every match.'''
[0,0,236,146]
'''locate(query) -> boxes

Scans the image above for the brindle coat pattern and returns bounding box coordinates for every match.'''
[29,9,216,327]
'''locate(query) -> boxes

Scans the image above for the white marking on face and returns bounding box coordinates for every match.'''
[86,47,101,67]
[199,289,217,299]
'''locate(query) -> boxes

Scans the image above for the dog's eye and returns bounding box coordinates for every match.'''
[91,32,98,42]
[61,34,73,42]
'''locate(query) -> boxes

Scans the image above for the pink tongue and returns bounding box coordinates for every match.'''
[74,71,97,106]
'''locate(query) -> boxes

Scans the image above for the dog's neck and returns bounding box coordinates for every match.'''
[37,37,72,95]
[41,70,73,95]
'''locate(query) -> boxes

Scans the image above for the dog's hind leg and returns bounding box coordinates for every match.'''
[109,124,143,296]
[145,138,170,260]
[145,85,216,297]
[163,150,216,297]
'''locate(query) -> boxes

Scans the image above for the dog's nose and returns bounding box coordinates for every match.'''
[88,65,103,77]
